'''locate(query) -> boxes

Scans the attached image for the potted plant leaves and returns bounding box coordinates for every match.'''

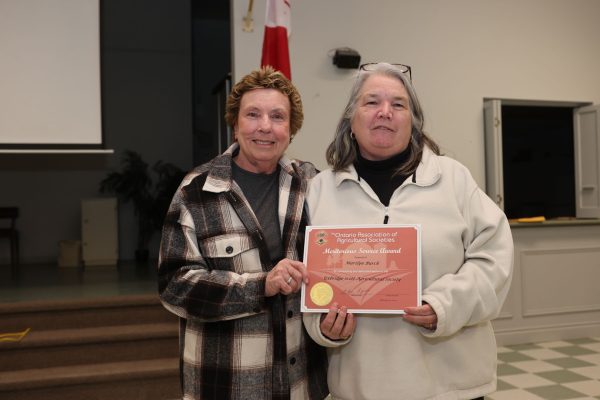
[99,150,186,263]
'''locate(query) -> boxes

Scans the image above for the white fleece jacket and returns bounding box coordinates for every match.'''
[303,147,514,400]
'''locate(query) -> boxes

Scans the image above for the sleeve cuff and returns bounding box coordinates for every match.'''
[420,294,445,337]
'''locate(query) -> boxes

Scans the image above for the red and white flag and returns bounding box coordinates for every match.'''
[261,0,291,80]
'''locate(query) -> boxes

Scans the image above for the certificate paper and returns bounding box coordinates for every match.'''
[301,225,421,314]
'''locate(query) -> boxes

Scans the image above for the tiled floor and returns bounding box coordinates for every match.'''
[491,338,600,400]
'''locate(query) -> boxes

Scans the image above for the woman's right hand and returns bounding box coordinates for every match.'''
[320,303,356,340]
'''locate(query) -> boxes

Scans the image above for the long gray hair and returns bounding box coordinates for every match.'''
[325,63,440,175]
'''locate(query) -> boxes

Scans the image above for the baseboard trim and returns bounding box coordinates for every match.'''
[494,321,600,346]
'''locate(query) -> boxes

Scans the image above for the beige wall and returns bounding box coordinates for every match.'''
[232,0,600,186]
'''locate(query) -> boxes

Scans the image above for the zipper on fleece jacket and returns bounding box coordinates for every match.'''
[383,206,389,224]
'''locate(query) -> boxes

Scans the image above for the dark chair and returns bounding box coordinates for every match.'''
[0,207,19,274]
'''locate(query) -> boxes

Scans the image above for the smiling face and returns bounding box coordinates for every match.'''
[233,88,291,174]
[351,74,412,161]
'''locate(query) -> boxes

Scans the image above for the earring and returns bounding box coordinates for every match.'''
[350,131,355,140]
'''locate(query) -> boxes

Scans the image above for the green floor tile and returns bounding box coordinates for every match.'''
[506,343,542,351]
[497,363,526,376]
[553,345,597,356]
[565,337,600,345]
[495,379,516,391]
[546,357,595,369]
[527,384,587,400]
[537,369,590,383]
[497,351,535,362]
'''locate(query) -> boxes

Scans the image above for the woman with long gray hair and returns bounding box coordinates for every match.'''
[303,62,513,400]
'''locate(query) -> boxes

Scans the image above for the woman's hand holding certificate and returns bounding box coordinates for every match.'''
[319,303,356,340]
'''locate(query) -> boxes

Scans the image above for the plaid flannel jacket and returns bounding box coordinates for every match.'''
[158,144,328,400]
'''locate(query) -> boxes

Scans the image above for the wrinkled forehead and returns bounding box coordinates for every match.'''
[358,74,408,99]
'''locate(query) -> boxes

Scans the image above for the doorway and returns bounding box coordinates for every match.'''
[191,0,231,166]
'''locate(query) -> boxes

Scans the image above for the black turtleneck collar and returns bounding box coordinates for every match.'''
[355,147,411,173]
[354,148,411,206]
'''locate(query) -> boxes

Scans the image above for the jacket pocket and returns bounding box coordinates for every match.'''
[198,232,262,273]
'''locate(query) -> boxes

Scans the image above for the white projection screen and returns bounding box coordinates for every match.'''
[0,0,102,148]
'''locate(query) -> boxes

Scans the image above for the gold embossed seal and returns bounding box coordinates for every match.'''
[310,282,334,306]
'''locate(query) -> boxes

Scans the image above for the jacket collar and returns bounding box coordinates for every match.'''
[203,143,297,193]
[334,146,442,188]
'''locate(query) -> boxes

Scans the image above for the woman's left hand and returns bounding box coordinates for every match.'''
[264,259,308,297]
[403,302,438,331]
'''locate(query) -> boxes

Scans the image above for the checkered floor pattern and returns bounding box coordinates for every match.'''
[490,337,600,399]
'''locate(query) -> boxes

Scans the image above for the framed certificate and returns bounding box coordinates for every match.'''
[301,225,421,314]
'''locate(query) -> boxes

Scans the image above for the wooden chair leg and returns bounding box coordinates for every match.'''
[14,233,19,265]
[10,233,19,276]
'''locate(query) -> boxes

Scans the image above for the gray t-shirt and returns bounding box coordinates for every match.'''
[232,162,283,264]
